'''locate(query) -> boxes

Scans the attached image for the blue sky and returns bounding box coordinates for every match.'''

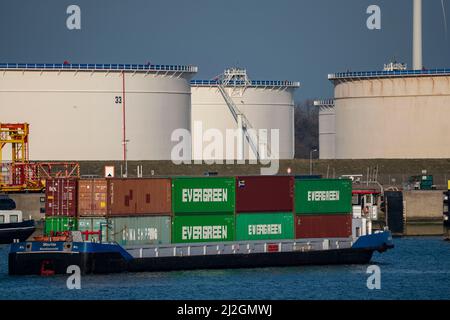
[0,0,449,100]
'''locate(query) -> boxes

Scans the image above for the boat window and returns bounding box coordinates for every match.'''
[0,215,4,223]
[9,215,18,223]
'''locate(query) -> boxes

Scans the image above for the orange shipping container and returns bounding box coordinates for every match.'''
[78,179,108,217]
[107,178,172,216]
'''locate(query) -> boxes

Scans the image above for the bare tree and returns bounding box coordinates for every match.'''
[294,99,319,159]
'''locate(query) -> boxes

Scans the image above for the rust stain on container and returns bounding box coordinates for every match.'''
[295,214,352,239]
[236,176,294,213]
[45,178,77,217]
[107,178,172,216]
[78,179,108,217]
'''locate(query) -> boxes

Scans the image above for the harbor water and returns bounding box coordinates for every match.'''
[0,237,449,300]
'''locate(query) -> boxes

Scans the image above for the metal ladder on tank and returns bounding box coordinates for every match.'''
[216,69,271,160]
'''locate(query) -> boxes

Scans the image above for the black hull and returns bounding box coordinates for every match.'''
[129,248,374,272]
[0,221,35,244]
[9,247,374,275]
[9,251,128,275]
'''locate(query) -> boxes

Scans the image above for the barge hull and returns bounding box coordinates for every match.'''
[8,251,128,275]
[8,247,375,275]
[128,248,374,272]
[8,231,393,275]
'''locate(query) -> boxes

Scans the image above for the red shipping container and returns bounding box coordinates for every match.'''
[107,178,172,216]
[295,214,352,239]
[45,178,78,217]
[236,176,294,213]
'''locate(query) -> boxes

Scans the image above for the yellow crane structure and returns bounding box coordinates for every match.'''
[0,123,29,163]
[0,123,80,193]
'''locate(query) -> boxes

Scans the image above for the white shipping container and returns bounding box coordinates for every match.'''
[352,217,367,238]
[352,206,362,218]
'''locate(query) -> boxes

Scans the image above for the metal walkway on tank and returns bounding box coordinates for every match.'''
[328,68,450,80]
[0,63,198,73]
[191,79,300,88]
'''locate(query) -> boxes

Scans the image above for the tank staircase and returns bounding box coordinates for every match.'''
[216,68,271,160]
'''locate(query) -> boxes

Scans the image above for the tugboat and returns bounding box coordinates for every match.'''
[0,210,36,244]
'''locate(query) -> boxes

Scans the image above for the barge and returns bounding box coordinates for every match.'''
[8,230,393,275]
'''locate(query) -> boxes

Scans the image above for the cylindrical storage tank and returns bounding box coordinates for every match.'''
[329,70,450,159]
[191,71,299,160]
[0,63,197,160]
[315,102,336,159]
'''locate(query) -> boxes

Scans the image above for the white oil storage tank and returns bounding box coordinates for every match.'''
[314,99,335,159]
[328,68,450,159]
[0,63,197,161]
[191,68,300,160]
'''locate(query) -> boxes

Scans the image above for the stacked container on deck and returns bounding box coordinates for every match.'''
[294,178,352,238]
[235,176,294,241]
[44,176,355,244]
[45,178,78,235]
[171,177,236,243]
[106,178,172,246]
[77,179,108,242]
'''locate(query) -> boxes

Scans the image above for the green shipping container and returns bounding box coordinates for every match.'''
[44,217,77,235]
[236,212,294,241]
[107,216,171,246]
[172,177,235,214]
[295,179,352,214]
[172,214,235,243]
[78,218,107,242]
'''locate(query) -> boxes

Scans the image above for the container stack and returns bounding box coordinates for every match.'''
[106,178,172,246]
[77,178,108,242]
[171,177,236,243]
[44,178,78,235]
[43,176,356,243]
[235,176,295,241]
[294,179,352,238]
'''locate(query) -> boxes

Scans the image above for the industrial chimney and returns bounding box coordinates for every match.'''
[413,0,423,70]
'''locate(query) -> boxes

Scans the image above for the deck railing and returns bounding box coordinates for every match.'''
[125,238,354,259]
